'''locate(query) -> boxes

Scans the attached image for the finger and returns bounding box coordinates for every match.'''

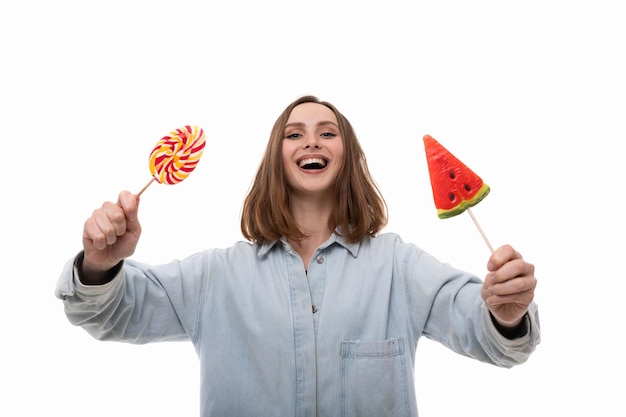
[489,274,537,298]
[487,244,521,272]
[102,201,128,239]
[83,214,108,251]
[485,287,534,309]
[490,258,534,285]
[83,202,126,250]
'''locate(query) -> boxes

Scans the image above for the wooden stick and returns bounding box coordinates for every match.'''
[466,207,494,253]
[136,178,155,197]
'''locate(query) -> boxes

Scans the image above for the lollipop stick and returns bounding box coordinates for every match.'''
[136,178,155,197]
[466,207,494,253]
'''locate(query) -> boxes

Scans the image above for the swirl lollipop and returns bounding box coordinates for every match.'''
[137,125,206,196]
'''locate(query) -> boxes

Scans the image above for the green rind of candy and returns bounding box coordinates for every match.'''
[437,183,491,219]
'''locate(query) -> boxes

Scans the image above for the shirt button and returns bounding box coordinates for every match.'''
[316,255,324,264]
[312,305,318,314]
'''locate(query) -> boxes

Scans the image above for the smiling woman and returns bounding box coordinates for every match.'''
[241,96,387,247]
[55,94,540,417]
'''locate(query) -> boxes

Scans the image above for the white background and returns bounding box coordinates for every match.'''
[1,1,624,415]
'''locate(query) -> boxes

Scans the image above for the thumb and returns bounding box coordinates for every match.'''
[118,190,141,235]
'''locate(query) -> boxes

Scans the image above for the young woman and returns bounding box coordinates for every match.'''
[56,95,540,417]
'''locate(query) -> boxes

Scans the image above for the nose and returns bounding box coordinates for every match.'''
[303,133,321,149]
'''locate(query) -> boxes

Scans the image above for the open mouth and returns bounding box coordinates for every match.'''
[298,157,328,170]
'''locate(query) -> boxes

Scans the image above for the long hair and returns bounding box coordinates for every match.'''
[240,95,387,244]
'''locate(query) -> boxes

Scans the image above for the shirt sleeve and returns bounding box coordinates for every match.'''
[55,251,210,344]
[400,240,541,368]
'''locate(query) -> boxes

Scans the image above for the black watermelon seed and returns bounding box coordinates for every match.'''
[464,184,471,191]
[449,192,455,201]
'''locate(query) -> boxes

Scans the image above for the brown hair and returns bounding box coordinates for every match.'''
[240,95,387,244]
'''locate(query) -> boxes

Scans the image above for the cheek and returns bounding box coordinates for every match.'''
[281,147,292,169]
[333,144,345,166]
[281,141,295,161]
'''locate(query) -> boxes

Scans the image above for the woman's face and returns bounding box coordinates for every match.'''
[281,102,344,200]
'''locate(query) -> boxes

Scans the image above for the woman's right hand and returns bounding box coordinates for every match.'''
[80,190,142,283]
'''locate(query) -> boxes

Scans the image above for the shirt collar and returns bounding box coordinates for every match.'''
[256,230,361,258]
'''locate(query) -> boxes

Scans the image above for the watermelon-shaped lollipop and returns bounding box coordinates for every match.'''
[137,125,206,196]
[423,134,494,252]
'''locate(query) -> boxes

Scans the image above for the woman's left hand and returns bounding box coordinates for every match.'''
[481,244,537,328]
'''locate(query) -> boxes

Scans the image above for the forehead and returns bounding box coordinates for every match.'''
[287,102,338,125]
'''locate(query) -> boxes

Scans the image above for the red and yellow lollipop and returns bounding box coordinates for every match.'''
[137,125,205,196]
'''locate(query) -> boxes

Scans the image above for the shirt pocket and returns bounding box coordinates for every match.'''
[340,338,410,417]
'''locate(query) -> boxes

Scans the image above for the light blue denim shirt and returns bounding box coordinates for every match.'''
[56,232,540,417]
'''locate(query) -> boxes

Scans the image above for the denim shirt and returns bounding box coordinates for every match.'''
[56,232,540,417]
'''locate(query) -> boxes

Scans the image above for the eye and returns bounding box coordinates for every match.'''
[320,132,337,138]
[284,132,302,139]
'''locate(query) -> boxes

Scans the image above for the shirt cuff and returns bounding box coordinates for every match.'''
[490,311,529,339]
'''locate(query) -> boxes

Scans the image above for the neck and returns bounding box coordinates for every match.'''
[290,195,333,236]
[288,196,334,269]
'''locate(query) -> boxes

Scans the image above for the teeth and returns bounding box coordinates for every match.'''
[298,158,327,168]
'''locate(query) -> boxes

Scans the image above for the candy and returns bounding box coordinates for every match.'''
[149,125,205,185]
[423,134,494,252]
[136,125,205,197]
[423,135,489,219]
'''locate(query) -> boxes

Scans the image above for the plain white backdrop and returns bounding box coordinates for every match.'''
[2,1,624,415]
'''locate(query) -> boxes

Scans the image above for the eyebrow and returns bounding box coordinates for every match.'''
[284,121,339,129]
